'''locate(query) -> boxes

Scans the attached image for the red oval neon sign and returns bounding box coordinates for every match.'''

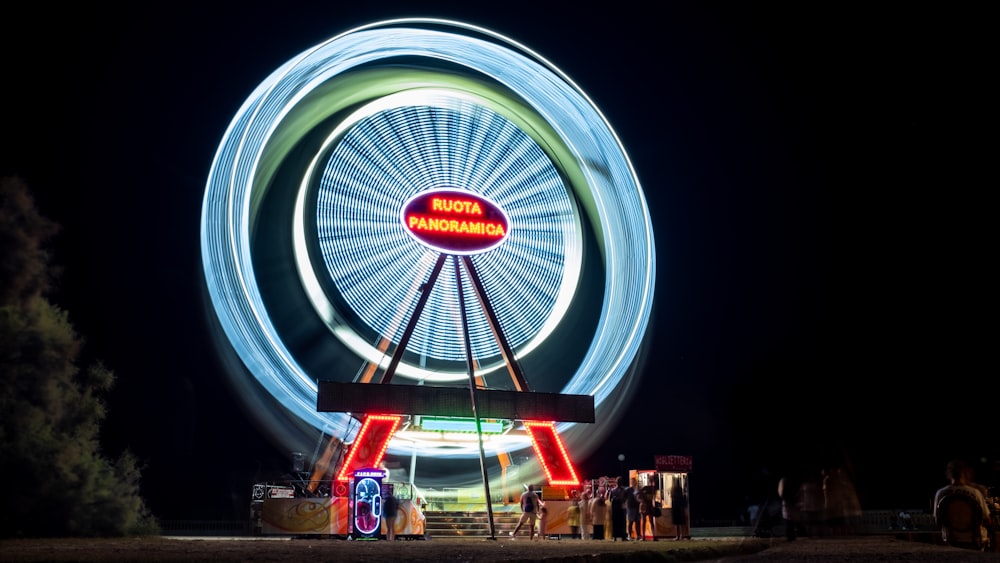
[401,189,510,255]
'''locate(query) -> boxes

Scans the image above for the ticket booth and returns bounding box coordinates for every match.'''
[630,454,692,539]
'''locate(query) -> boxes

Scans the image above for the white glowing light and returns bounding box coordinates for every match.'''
[201,19,655,461]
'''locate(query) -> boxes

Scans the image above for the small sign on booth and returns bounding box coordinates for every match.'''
[654,454,693,472]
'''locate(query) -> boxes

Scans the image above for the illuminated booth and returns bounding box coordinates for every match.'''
[630,455,693,540]
[252,477,427,538]
[254,484,346,536]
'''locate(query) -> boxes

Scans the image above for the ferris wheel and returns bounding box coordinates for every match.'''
[201,19,655,474]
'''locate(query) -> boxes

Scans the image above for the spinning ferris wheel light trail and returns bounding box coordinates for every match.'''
[200,18,656,491]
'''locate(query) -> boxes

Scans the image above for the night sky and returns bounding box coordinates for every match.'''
[4,2,994,522]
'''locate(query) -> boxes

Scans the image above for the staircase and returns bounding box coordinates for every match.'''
[424,510,523,538]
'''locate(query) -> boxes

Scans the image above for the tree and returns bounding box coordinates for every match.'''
[0,176,158,537]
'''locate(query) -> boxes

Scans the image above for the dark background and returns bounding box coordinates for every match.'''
[4,2,994,522]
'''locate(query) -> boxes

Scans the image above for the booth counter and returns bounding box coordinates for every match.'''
[259,497,425,537]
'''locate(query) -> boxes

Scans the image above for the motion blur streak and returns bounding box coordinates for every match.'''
[200,19,655,473]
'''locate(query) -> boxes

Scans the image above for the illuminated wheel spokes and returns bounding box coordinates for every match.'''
[310,92,578,380]
[201,19,656,463]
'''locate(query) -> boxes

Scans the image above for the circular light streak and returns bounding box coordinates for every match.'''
[200,19,655,463]
[300,89,577,373]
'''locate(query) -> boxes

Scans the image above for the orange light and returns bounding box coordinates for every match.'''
[523,420,580,487]
[335,414,402,482]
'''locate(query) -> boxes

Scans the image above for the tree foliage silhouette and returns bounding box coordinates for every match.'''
[0,176,158,537]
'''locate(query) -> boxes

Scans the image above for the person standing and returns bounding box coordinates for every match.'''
[639,486,658,540]
[746,500,761,527]
[823,466,860,536]
[510,484,541,540]
[625,477,641,540]
[778,474,800,542]
[607,476,629,541]
[799,471,823,537]
[382,492,399,541]
[567,490,581,539]
[537,503,549,539]
[590,495,607,540]
[579,489,593,540]
[671,481,689,541]
[821,468,842,535]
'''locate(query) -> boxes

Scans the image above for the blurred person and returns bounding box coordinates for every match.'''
[778,473,800,541]
[746,500,761,525]
[590,495,607,540]
[626,477,641,539]
[933,459,994,549]
[639,485,658,540]
[799,470,823,537]
[898,509,914,530]
[671,481,690,540]
[888,510,901,530]
[510,484,541,540]
[382,492,399,540]
[753,497,784,538]
[823,466,860,536]
[537,503,549,539]
[567,490,581,539]
[843,471,864,534]
[607,476,629,541]
[579,489,593,539]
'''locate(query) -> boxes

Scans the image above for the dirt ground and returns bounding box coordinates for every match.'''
[2,536,997,562]
[2,536,752,562]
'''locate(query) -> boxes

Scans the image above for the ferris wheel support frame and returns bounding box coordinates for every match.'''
[324,253,591,490]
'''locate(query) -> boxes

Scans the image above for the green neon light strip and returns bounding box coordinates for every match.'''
[421,417,503,433]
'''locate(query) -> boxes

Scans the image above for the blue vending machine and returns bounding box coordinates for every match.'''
[350,468,385,539]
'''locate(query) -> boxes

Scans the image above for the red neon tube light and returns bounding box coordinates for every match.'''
[335,414,402,482]
[524,420,580,487]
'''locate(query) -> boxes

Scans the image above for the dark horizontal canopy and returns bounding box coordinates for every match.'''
[317,381,595,423]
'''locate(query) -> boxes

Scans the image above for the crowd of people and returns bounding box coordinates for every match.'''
[766,459,997,552]
[511,476,687,541]
[597,476,677,541]
[773,465,863,541]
